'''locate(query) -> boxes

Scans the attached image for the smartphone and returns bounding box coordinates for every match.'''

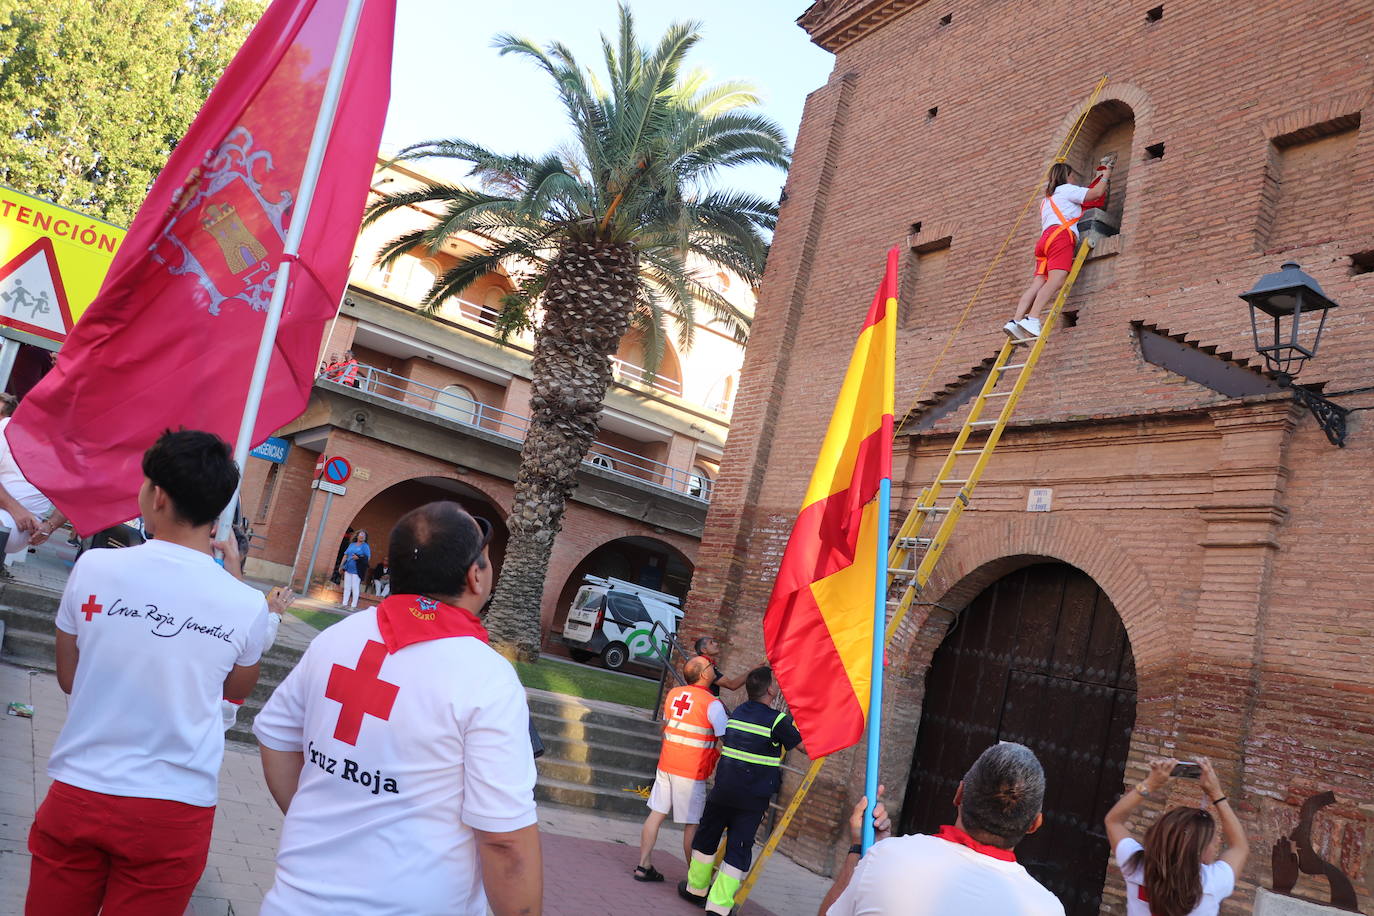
[1171,761,1201,779]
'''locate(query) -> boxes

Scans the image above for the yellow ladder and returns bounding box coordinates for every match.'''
[734,235,1095,907]
[883,235,1094,639]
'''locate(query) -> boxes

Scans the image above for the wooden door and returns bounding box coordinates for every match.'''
[900,563,1136,916]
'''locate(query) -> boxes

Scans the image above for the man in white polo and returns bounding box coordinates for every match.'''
[253,501,541,915]
[821,742,1064,916]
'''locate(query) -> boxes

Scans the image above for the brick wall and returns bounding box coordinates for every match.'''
[684,1,1374,909]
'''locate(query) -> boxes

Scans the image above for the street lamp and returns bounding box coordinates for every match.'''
[1239,261,1349,446]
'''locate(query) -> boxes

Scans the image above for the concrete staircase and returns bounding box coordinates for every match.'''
[0,581,304,745]
[528,689,664,819]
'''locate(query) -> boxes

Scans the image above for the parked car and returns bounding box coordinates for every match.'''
[560,575,682,671]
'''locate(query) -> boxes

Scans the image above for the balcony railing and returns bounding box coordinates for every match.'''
[327,364,712,503]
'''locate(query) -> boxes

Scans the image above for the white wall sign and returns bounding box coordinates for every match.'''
[1027,487,1053,512]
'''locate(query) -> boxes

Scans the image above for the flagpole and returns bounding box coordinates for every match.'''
[217,0,369,542]
[862,475,891,850]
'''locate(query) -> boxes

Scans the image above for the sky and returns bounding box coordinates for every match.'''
[380,1,835,203]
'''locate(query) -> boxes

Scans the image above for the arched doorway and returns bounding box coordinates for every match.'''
[901,562,1136,916]
[343,476,509,598]
[546,535,694,650]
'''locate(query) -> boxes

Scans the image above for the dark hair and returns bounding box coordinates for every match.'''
[745,666,774,701]
[141,430,239,526]
[695,636,715,654]
[388,501,488,598]
[0,393,17,418]
[1045,161,1073,196]
[959,743,1046,848]
[1127,807,1215,916]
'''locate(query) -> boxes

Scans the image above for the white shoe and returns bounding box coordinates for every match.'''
[1003,320,1030,340]
[1017,317,1043,337]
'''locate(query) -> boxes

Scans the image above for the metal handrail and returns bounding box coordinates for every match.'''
[323,363,712,502]
[610,355,683,397]
[650,620,696,722]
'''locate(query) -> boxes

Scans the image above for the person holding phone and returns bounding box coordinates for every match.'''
[338,529,370,609]
[1104,757,1249,916]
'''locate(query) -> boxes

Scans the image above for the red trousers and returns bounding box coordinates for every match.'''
[26,780,216,916]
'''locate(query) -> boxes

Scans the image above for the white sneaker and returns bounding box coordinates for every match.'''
[1003,320,1030,340]
[1017,317,1043,337]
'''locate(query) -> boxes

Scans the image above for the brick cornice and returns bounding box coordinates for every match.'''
[798,0,927,52]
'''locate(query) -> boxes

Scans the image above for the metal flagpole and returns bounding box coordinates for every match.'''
[861,477,891,850]
[217,0,370,542]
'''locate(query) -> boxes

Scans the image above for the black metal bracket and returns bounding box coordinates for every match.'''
[1287,381,1350,447]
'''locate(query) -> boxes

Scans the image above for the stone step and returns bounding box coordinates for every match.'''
[536,732,661,773]
[0,582,60,614]
[536,754,656,791]
[1,625,55,671]
[528,708,662,747]
[525,690,663,736]
[0,602,59,634]
[534,773,651,820]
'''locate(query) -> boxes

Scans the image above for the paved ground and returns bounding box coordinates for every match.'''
[0,662,829,916]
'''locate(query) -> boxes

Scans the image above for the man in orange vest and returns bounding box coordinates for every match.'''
[634,656,727,883]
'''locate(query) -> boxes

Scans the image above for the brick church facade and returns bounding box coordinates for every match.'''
[681,1,1374,912]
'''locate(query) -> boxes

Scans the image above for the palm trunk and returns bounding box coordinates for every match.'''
[483,240,640,661]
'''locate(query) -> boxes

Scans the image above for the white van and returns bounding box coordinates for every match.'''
[561,575,683,670]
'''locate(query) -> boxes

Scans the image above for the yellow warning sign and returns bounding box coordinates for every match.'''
[0,185,126,344]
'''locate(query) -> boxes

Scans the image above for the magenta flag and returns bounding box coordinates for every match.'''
[9,0,395,534]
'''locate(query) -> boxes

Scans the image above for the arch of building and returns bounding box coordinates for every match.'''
[542,531,695,655]
[875,512,1168,822]
[330,474,511,596]
[1046,83,1154,238]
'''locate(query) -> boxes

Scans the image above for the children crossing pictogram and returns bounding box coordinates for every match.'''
[325,640,399,745]
[0,237,74,343]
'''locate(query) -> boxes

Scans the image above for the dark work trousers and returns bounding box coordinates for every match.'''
[691,798,768,872]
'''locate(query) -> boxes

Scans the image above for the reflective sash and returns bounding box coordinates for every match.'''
[1036,196,1080,275]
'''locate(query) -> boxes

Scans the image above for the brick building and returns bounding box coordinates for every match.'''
[682,1,1374,912]
[240,159,752,655]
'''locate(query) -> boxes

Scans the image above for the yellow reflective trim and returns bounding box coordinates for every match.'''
[726,720,773,737]
[720,746,783,766]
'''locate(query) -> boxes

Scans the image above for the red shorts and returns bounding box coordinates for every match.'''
[1033,226,1077,276]
[26,780,215,916]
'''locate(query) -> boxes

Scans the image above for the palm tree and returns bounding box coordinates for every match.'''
[363,5,789,660]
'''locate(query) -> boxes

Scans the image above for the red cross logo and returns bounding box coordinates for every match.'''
[325,640,399,745]
[80,595,102,622]
[671,692,693,718]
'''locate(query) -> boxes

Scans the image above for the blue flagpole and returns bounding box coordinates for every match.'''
[861,475,891,851]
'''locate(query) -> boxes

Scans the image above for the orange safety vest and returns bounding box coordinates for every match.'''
[1035,195,1081,276]
[336,359,359,385]
[658,685,721,780]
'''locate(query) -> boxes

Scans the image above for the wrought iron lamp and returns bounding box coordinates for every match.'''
[1240,261,1349,446]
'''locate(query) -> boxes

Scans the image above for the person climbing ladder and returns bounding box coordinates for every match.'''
[1005,154,1114,339]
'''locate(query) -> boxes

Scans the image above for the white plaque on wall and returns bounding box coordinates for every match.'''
[1026,488,1053,512]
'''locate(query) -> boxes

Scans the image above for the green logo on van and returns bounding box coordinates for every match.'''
[627,627,666,660]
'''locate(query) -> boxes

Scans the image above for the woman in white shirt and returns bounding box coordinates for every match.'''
[1005,158,1111,339]
[1104,757,1249,916]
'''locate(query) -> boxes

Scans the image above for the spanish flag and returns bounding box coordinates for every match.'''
[764,248,897,758]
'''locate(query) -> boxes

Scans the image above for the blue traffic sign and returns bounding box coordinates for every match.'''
[250,436,291,464]
[323,456,352,484]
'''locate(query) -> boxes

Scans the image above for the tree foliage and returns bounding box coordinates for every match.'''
[0,0,264,223]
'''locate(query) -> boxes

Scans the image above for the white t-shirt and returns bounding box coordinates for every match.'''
[1040,183,1092,236]
[254,610,538,916]
[0,417,52,516]
[1116,837,1235,916]
[49,539,269,807]
[828,833,1065,916]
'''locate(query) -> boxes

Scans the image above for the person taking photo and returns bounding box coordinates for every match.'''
[1104,757,1248,916]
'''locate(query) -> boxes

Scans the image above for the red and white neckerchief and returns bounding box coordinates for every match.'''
[375,594,488,653]
[933,824,1018,862]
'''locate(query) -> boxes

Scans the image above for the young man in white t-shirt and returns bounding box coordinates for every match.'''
[26,430,269,915]
[253,501,542,915]
[821,742,1065,916]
